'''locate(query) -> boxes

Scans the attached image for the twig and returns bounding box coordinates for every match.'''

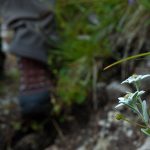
[92,58,98,110]
[52,119,65,142]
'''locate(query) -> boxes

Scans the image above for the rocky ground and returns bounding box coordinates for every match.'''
[0,55,150,150]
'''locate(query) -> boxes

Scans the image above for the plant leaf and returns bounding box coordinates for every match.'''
[104,52,150,70]
[141,128,150,136]
[142,100,149,124]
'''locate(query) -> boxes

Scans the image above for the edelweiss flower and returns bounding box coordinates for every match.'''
[122,74,150,84]
[115,91,145,109]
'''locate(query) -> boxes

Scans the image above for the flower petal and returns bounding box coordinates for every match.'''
[115,103,124,108]
[121,74,150,84]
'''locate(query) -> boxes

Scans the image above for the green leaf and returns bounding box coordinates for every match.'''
[142,100,149,124]
[104,52,150,70]
[132,91,138,102]
[141,128,150,136]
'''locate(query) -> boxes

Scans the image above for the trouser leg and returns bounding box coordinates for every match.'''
[1,18,55,119]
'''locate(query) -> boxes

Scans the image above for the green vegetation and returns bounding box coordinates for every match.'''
[48,0,150,113]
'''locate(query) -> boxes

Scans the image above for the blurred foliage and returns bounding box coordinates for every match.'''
[48,0,150,113]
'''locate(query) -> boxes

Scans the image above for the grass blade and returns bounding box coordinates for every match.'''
[104,52,150,70]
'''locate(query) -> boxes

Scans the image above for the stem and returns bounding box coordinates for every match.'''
[134,82,149,125]
[134,81,143,104]
[135,82,139,91]
[131,105,147,125]
[134,81,140,91]
[123,118,147,128]
[138,97,143,105]
[135,107,146,124]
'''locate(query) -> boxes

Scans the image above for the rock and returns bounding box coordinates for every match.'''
[93,137,109,150]
[13,132,52,150]
[135,60,150,91]
[77,145,87,150]
[137,137,150,150]
[0,134,6,150]
[107,111,115,123]
[45,145,59,150]
[126,129,133,138]
[77,135,110,150]
[106,81,132,101]
[137,76,150,92]
[13,134,38,150]
[96,82,108,107]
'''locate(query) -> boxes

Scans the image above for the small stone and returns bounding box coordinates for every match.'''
[137,137,150,150]
[126,129,133,138]
[107,111,116,123]
[98,120,106,127]
[106,81,132,101]
[96,82,108,107]
[45,145,59,150]
[93,137,109,150]
[77,146,86,150]
[135,62,150,91]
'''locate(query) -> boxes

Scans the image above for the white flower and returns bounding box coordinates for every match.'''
[115,91,145,109]
[121,74,150,84]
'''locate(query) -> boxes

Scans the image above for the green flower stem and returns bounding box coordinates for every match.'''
[134,81,143,105]
[134,81,140,91]
[135,84,139,91]
[128,104,146,126]
[135,101,149,126]
[134,81,149,126]
[123,118,147,128]
[135,107,146,125]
